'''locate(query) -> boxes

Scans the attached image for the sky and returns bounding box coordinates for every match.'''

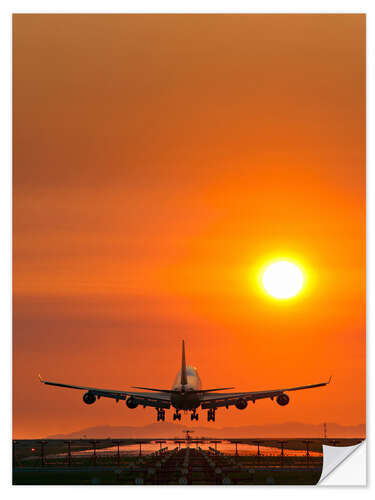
[13,14,365,438]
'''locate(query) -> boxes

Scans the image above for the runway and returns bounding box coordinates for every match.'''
[12,437,363,485]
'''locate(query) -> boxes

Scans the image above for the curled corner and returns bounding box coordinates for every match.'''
[318,440,366,486]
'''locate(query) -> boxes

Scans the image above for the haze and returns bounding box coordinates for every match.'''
[13,14,365,438]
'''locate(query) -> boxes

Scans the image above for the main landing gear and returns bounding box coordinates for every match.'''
[207,408,216,422]
[173,410,181,421]
[191,410,199,421]
[156,408,165,421]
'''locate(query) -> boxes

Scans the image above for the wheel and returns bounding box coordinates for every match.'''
[195,414,199,421]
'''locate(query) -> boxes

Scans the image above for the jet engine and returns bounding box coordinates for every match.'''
[83,392,96,405]
[276,393,290,406]
[235,398,248,410]
[126,396,139,409]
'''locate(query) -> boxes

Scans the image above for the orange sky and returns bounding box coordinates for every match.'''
[13,14,365,438]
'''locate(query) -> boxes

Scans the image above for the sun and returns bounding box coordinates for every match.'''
[262,260,304,299]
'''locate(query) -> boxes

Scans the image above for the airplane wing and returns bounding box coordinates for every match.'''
[200,378,331,409]
[38,375,171,408]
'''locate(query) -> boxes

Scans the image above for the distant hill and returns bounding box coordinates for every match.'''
[46,421,365,439]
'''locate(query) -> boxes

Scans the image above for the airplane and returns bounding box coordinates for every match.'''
[39,340,331,423]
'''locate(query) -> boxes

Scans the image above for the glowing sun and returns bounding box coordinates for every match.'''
[262,261,304,299]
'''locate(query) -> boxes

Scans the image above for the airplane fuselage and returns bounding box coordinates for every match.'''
[171,366,202,410]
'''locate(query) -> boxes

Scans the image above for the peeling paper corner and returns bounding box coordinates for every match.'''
[318,440,366,486]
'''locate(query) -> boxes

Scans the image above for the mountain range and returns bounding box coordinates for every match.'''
[46,421,365,439]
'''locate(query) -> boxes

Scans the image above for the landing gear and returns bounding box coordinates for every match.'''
[207,408,216,422]
[191,410,199,421]
[173,410,181,421]
[156,408,165,421]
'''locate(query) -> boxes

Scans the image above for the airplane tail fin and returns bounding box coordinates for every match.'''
[181,340,188,386]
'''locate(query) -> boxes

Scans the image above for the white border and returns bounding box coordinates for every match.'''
[2,0,373,498]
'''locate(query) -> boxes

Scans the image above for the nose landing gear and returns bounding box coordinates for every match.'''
[190,410,199,421]
[173,410,181,421]
[156,408,165,421]
[207,408,216,422]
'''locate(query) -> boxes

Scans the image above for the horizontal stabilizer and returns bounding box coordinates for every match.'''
[131,386,174,393]
[195,387,235,393]
[131,386,235,394]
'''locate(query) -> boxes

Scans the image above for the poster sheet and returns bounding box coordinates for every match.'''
[12,13,365,486]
